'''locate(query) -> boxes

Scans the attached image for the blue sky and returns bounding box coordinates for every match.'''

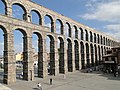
[0,0,120,55]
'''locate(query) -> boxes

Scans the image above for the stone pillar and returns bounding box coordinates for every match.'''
[54,40,59,75]
[23,36,34,81]
[64,41,68,74]
[23,13,30,21]
[97,46,99,65]
[38,39,48,78]
[99,47,102,65]
[79,43,81,70]
[3,33,16,84]
[72,42,75,72]
[61,24,64,35]
[89,45,91,67]
[26,13,31,22]
[92,46,95,66]
[6,4,12,17]
[40,15,44,25]
[51,20,56,33]
[84,44,87,68]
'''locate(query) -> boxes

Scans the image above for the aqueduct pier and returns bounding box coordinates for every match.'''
[0,0,118,84]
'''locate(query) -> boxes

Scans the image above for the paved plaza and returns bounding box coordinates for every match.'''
[0,71,119,90]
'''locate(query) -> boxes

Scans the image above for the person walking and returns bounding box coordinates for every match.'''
[37,83,42,90]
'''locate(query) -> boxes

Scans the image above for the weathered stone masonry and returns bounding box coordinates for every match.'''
[0,0,118,84]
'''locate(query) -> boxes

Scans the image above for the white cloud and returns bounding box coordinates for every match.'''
[105,24,120,32]
[81,0,120,23]
[104,24,120,41]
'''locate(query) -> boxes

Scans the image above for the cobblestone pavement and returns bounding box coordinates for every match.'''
[0,84,12,90]
[2,71,120,90]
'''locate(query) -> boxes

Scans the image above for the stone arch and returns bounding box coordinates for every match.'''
[30,9,42,25]
[97,34,99,44]
[106,38,108,46]
[80,27,84,40]
[90,31,93,42]
[104,46,106,55]
[101,46,103,56]
[86,43,90,68]
[67,38,73,72]
[0,25,8,83]
[80,41,85,69]
[32,31,43,77]
[100,35,103,45]
[12,2,27,20]
[94,44,98,66]
[14,28,27,36]
[0,25,7,33]
[66,22,71,38]
[90,44,94,67]
[108,39,110,46]
[73,25,78,39]
[56,19,64,35]
[58,36,64,73]
[74,40,79,70]
[94,33,96,43]
[85,29,88,41]
[13,28,30,81]
[98,45,101,64]
[47,34,55,75]
[103,37,105,45]
[44,14,54,32]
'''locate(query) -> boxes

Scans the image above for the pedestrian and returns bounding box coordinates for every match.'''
[37,83,42,90]
[50,78,52,85]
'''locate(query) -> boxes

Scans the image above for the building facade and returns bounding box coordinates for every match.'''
[102,47,120,74]
[0,0,119,84]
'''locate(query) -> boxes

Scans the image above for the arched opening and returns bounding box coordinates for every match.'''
[14,28,27,81]
[73,26,78,39]
[85,30,88,41]
[0,0,6,14]
[78,28,81,40]
[94,45,98,66]
[80,41,85,69]
[32,32,43,78]
[44,15,53,32]
[101,46,103,57]
[65,23,71,38]
[106,38,107,46]
[67,39,73,72]
[90,31,93,42]
[74,40,79,70]
[103,37,105,45]
[104,47,106,55]
[46,35,55,75]
[86,43,90,68]
[97,34,99,44]
[94,33,96,43]
[90,44,94,67]
[12,3,27,20]
[100,36,102,44]
[30,10,41,25]
[0,26,6,83]
[98,45,101,65]
[56,19,63,35]
[80,28,84,40]
[58,37,64,73]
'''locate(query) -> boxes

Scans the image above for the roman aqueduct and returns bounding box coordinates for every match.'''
[0,0,118,84]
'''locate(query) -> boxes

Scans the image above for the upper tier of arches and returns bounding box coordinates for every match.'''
[0,0,116,47]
